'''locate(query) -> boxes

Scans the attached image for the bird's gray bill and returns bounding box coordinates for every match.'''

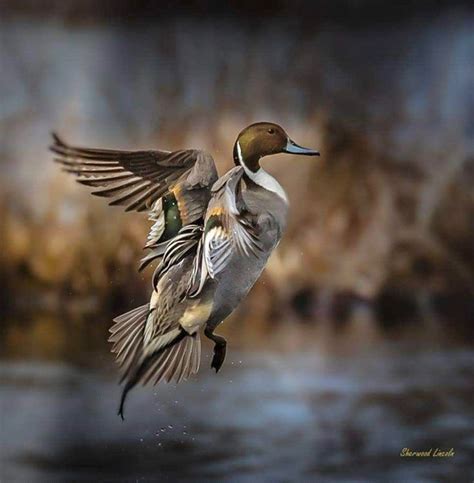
[285,139,320,156]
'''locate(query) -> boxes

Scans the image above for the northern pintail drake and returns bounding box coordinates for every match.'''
[51,122,320,418]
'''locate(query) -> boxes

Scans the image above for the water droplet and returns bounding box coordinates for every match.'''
[168,424,173,429]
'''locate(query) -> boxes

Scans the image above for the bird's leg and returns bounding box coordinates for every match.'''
[204,326,227,373]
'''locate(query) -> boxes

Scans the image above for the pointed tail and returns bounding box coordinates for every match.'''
[117,328,187,420]
[109,305,201,419]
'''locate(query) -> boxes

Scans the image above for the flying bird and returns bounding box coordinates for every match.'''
[50,122,320,419]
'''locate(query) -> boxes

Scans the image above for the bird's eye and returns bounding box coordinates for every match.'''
[268,128,275,135]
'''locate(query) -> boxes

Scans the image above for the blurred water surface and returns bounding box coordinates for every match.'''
[1,315,473,482]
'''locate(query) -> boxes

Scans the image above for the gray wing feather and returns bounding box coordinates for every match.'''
[188,167,263,297]
[51,133,218,216]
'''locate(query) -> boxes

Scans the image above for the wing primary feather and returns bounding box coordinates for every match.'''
[62,166,125,175]
[91,177,144,197]
[106,181,152,206]
[77,173,136,187]
[54,158,119,167]
[51,143,160,162]
[125,186,164,212]
[51,134,218,223]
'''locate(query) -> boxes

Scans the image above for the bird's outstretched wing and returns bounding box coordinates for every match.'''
[188,166,263,297]
[50,133,218,268]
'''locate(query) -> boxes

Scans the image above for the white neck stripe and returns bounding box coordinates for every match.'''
[236,141,288,203]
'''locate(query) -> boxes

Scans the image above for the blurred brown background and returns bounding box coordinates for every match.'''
[1,2,473,482]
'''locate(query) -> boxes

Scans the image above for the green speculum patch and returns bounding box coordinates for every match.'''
[160,193,183,241]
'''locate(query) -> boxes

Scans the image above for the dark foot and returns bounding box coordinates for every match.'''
[205,327,227,373]
[211,343,227,373]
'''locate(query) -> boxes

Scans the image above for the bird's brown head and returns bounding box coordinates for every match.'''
[233,122,320,172]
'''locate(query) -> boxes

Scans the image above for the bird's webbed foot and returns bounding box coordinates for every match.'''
[211,342,227,373]
[205,327,227,373]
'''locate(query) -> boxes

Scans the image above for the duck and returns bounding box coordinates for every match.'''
[50,122,320,419]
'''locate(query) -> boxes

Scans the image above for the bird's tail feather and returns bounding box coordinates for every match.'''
[116,329,201,419]
[109,304,201,419]
[109,304,150,379]
[140,332,201,386]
